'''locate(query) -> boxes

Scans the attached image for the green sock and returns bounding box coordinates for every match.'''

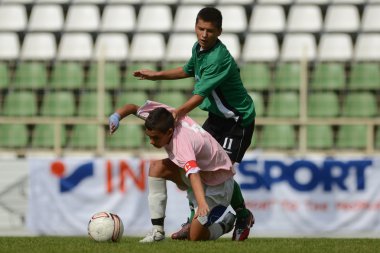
[231,180,249,219]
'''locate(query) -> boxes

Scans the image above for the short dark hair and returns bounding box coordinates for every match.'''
[196,7,222,30]
[145,107,174,133]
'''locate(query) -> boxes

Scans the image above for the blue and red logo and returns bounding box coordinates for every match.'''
[50,161,94,193]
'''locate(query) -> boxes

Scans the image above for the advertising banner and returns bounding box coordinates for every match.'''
[27,154,380,236]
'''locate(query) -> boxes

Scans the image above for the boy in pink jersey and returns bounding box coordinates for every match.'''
[109,100,238,241]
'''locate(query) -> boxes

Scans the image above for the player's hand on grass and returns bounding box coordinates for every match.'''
[133,69,158,80]
[109,112,121,134]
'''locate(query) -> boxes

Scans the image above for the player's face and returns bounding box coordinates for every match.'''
[145,128,173,148]
[195,18,222,50]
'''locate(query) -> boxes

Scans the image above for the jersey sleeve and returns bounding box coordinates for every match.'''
[172,133,201,178]
[136,100,174,120]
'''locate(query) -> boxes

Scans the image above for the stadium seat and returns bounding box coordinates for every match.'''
[173,5,205,32]
[286,5,322,33]
[273,63,301,90]
[348,63,380,90]
[57,33,93,61]
[0,33,20,61]
[160,78,194,91]
[115,91,148,108]
[2,91,37,116]
[144,0,178,3]
[87,62,121,90]
[106,124,144,149]
[216,5,247,33]
[242,34,279,62]
[20,33,57,61]
[165,33,197,62]
[219,33,241,60]
[310,63,346,90]
[153,91,187,108]
[280,33,316,62]
[51,62,84,90]
[108,0,142,3]
[295,0,329,3]
[72,0,106,3]
[337,125,367,149]
[40,91,75,117]
[36,0,71,2]
[181,0,215,4]
[124,62,159,91]
[307,125,334,149]
[361,5,380,32]
[240,63,271,91]
[318,34,353,62]
[249,5,285,33]
[69,124,98,149]
[376,128,380,149]
[324,5,359,33]
[136,5,172,33]
[0,5,27,32]
[188,107,208,122]
[249,92,264,117]
[341,92,377,117]
[31,124,67,148]
[219,0,253,3]
[0,124,28,148]
[354,34,380,61]
[0,63,9,89]
[77,91,113,117]
[64,5,100,32]
[93,33,129,62]
[260,125,296,149]
[129,33,165,62]
[257,0,293,3]
[28,4,64,32]
[14,62,47,89]
[331,0,366,4]
[100,5,136,32]
[308,92,339,117]
[267,92,299,117]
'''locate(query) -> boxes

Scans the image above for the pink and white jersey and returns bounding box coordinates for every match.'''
[137,100,234,186]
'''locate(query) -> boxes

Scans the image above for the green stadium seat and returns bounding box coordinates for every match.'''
[267,92,299,117]
[249,92,264,117]
[348,63,380,90]
[160,78,194,91]
[273,63,301,90]
[341,92,377,117]
[153,91,187,108]
[124,63,158,91]
[69,124,98,149]
[260,125,296,149]
[307,125,334,149]
[376,127,380,150]
[337,125,367,149]
[31,124,66,148]
[40,91,75,117]
[14,62,47,89]
[308,92,339,117]
[51,62,84,90]
[240,63,271,91]
[77,91,113,117]
[106,124,144,149]
[2,91,37,116]
[188,107,208,124]
[115,91,149,108]
[0,63,9,89]
[0,124,28,148]
[310,63,345,90]
[87,62,121,90]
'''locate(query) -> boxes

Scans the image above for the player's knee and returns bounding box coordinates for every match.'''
[148,160,165,177]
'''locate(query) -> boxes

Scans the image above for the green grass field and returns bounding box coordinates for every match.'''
[0,237,379,253]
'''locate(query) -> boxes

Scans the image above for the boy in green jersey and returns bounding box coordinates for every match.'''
[133,7,255,242]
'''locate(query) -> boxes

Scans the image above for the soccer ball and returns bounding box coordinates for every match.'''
[88,212,124,242]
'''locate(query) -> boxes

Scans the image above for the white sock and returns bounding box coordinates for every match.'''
[208,223,224,240]
[148,177,167,231]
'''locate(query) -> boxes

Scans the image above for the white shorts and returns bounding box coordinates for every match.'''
[181,170,234,226]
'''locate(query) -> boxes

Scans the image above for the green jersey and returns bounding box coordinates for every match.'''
[183,40,255,127]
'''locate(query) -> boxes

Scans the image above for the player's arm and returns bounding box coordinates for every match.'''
[109,104,140,134]
[133,67,190,81]
[173,94,204,121]
[189,172,209,218]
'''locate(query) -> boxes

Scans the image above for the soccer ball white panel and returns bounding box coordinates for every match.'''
[88,212,124,242]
